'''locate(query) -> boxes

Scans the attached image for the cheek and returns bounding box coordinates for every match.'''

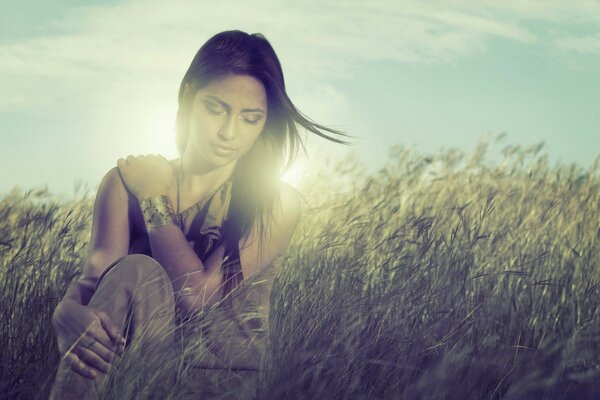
[189,111,218,139]
[240,127,264,151]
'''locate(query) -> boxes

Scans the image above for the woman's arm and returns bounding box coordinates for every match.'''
[116,154,301,316]
[62,167,132,306]
[114,155,220,314]
[52,166,131,378]
[145,181,302,316]
[237,182,303,277]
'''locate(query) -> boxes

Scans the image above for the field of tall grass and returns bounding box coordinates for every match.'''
[1,136,598,399]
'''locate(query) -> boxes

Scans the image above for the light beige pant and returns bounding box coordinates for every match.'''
[48,254,179,399]
[48,254,260,400]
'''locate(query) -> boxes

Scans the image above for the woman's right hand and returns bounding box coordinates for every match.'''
[52,300,126,379]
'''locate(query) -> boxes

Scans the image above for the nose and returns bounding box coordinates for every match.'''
[217,115,237,142]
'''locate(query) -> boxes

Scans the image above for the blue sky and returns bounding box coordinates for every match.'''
[1,0,599,199]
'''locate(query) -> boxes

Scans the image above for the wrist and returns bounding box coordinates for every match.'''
[61,296,81,306]
[140,195,177,232]
[53,299,76,322]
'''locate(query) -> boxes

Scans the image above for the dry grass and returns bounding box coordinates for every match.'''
[1,135,598,399]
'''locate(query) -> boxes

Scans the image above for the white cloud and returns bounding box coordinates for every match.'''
[2,0,599,114]
[2,0,599,196]
[555,33,600,55]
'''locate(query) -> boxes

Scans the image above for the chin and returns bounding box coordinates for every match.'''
[211,152,242,169]
[190,142,240,168]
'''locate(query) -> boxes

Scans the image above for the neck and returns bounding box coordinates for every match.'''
[175,155,237,197]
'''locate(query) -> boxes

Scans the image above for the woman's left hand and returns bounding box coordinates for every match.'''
[117,154,174,201]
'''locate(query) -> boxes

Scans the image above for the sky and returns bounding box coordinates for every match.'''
[1,0,599,200]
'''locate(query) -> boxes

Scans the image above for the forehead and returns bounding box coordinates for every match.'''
[197,74,267,108]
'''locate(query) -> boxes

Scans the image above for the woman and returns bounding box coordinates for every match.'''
[49,30,350,399]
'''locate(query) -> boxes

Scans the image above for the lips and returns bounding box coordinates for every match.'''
[212,143,237,152]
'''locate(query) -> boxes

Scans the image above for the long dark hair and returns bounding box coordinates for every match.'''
[175,30,352,297]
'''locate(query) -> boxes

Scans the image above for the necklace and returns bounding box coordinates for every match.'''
[176,157,183,231]
[175,157,233,232]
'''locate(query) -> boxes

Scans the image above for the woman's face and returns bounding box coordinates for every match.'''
[185,74,268,167]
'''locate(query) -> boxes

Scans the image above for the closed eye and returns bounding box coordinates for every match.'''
[242,116,261,125]
[205,103,226,115]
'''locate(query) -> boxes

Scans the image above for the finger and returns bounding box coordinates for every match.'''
[75,344,113,374]
[84,337,122,364]
[64,352,98,380]
[85,319,122,357]
[90,324,124,358]
[126,155,136,163]
[96,311,126,345]
[117,158,128,167]
[94,333,124,360]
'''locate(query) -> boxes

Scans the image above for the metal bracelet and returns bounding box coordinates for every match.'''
[140,195,176,232]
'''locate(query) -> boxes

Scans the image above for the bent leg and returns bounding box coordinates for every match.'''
[49,254,177,400]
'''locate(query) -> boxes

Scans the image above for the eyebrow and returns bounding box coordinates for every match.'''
[204,95,266,114]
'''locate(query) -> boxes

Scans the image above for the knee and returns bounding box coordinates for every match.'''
[120,253,162,269]
[102,254,169,285]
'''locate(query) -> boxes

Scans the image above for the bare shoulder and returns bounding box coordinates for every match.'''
[96,166,129,211]
[269,181,304,252]
[79,166,132,284]
[97,164,155,241]
[94,165,137,230]
[98,166,135,215]
[238,181,303,277]
[276,181,304,225]
[100,166,127,195]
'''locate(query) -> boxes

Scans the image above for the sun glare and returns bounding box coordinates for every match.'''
[281,157,308,189]
[141,108,311,188]
[146,111,179,157]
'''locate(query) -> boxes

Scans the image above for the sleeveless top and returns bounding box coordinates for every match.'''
[128,177,278,371]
